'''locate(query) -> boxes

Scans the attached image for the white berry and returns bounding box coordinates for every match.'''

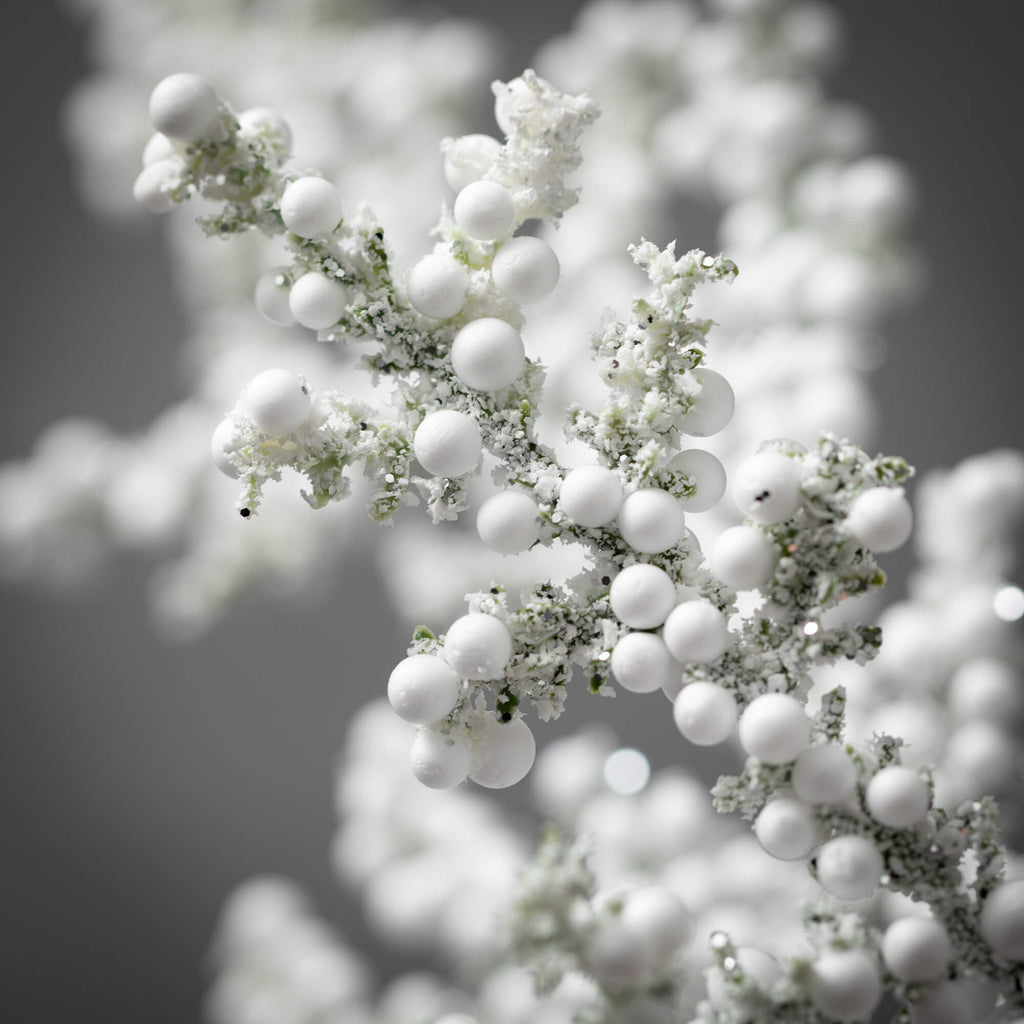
[754,798,818,860]
[210,417,242,478]
[409,728,472,789]
[846,487,913,552]
[443,133,502,192]
[450,317,525,391]
[254,266,296,326]
[454,180,515,241]
[711,525,778,590]
[148,72,219,141]
[288,271,348,330]
[882,916,952,982]
[609,564,677,629]
[142,132,178,166]
[679,368,734,437]
[469,715,536,789]
[673,682,737,746]
[476,490,540,554]
[491,236,560,305]
[619,886,692,967]
[280,176,343,238]
[791,744,857,805]
[618,488,687,553]
[738,692,810,764]
[909,981,973,1024]
[611,632,677,695]
[816,835,884,900]
[558,465,623,527]
[132,159,183,214]
[810,949,882,1022]
[733,450,803,525]
[406,253,469,320]
[443,613,513,680]
[413,410,481,478]
[979,879,1024,960]
[387,654,461,725]
[866,765,929,828]
[237,107,292,159]
[663,600,730,663]
[669,448,727,512]
[239,369,311,435]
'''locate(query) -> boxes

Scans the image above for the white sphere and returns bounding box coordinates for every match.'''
[413,410,482,478]
[254,266,296,326]
[909,981,973,1024]
[585,920,648,990]
[979,879,1024,960]
[609,564,677,629]
[454,180,515,241]
[816,835,884,900]
[280,176,343,238]
[754,798,818,860]
[711,526,778,590]
[210,417,242,478]
[237,106,292,158]
[407,254,469,320]
[618,488,687,554]
[142,132,178,166]
[148,72,218,141]
[469,716,536,789]
[409,728,472,789]
[288,272,348,330]
[443,133,502,191]
[450,317,525,391]
[476,490,540,554]
[947,657,1022,721]
[866,766,930,828]
[673,682,737,746]
[558,466,623,527]
[491,236,560,305]
[881,916,952,982]
[663,600,730,663]
[792,744,857,805]
[611,632,676,695]
[239,369,311,435]
[846,487,913,552]
[810,949,882,1022]
[444,613,513,680]
[733,451,803,525]
[669,449,727,513]
[738,693,810,764]
[679,368,734,437]
[132,159,182,213]
[620,886,692,966]
[387,654,461,725]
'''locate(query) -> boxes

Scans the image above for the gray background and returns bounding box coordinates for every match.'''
[1,1,1021,1020]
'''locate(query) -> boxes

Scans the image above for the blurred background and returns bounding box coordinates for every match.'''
[0,0,1021,1020]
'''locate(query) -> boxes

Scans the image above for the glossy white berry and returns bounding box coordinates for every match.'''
[619,886,692,967]
[443,613,513,680]
[239,369,311,435]
[733,451,803,524]
[679,368,734,437]
[816,835,884,900]
[476,490,540,554]
[846,487,913,552]
[406,254,469,319]
[443,133,502,192]
[558,465,623,527]
[711,525,778,590]
[280,176,343,238]
[409,728,472,789]
[673,682,737,746]
[738,693,810,764]
[132,159,183,214]
[618,488,687,554]
[669,449,727,513]
[609,564,677,629]
[611,632,676,695]
[792,744,857,805]
[469,716,536,788]
[413,410,481,478]
[288,271,348,330]
[909,981,973,1024]
[237,107,292,158]
[254,266,296,326]
[663,600,730,663]
[491,236,560,305]
[754,798,819,860]
[881,917,952,982]
[450,317,525,391]
[148,72,219,141]
[979,879,1024,960]
[387,654,461,725]
[210,417,242,478]
[810,949,882,1022]
[866,765,929,828]
[454,180,515,241]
